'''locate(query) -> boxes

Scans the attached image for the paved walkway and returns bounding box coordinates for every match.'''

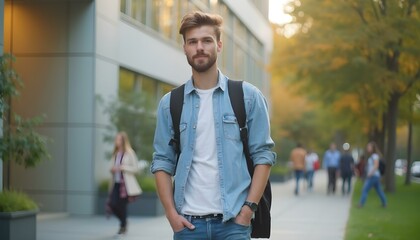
[37,170,352,240]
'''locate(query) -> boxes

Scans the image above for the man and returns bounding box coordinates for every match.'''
[323,143,341,194]
[290,143,307,195]
[151,11,276,240]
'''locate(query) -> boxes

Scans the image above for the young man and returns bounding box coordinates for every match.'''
[151,11,276,239]
[289,143,307,195]
[323,143,341,195]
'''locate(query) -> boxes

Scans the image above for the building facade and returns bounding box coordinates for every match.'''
[2,0,272,215]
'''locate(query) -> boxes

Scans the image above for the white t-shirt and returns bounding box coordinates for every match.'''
[182,87,223,215]
[305,153,318,171]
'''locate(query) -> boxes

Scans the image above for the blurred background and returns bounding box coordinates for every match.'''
[1,0,419,217]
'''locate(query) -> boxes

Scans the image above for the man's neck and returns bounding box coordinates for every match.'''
[192,65,219,90]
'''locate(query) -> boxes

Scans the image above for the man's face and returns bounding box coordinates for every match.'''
[183,25,222,73]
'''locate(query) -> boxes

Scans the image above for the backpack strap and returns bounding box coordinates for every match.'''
[169,84,185,163]
[227,79,255,176]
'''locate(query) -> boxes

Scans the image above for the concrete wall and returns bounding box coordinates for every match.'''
[4,0,98,214]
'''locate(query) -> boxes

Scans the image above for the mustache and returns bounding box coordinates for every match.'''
[193,53,209,59]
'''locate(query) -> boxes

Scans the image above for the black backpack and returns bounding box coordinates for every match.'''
[379,158,386,176]
[169,79,272,238]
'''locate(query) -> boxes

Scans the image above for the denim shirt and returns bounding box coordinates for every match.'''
[151,71,276,222]
[323,150,341,168]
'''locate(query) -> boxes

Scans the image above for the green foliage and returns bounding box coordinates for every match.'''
[0,54,50,169]
[137,175,157,193]
[99,91,156,161]
[0,190,38,212]
[346,177,420,239]
[270,164,290,176]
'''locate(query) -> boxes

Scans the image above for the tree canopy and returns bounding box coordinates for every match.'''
[270,0,420,192]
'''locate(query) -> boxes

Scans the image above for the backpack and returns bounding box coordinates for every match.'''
[379,158,386,176]
[169,79,272,238]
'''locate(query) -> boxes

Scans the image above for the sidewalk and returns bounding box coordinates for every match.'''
[37,170,352,240]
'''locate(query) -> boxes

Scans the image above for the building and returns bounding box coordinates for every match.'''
[1,0,272,215]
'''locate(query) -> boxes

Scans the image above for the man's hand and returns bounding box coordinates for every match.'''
[167,211,195,232]
[235,205,253,226]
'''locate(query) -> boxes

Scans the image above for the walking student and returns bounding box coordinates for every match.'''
[323,143,341,195]
[290,143,307,195]
[107,132,142,237]
[358,142,387,208]
[305,150,318,192]
[151,11,276,240]
[339,143,354,195]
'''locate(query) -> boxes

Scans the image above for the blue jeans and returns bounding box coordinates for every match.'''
[305,170,314,190]
[173,216,251,240]
[359,175,387,206]
[294,170,304,194]
[342,175,352,195]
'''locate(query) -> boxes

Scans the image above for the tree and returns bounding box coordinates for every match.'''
[99,91,157,162]
[272,0,420,192]
[0,54,50,190]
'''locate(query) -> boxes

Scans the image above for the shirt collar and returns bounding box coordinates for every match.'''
[184,70,227,94]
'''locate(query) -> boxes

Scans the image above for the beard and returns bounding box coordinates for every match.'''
[187,52,217,73]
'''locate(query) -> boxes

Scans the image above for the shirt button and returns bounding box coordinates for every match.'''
[193,125,197,129]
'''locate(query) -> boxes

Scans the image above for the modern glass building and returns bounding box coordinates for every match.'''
[1,0,272,215]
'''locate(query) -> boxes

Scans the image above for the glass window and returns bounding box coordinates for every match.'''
[119,68,136,97]
[151,0,176,38]
[120,0,127,14]
[131,0,147,24]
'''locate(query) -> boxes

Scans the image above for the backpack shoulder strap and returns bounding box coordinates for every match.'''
[169,84,185,158]
[227,79,254,176]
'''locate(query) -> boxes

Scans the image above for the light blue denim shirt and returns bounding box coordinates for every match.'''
[151,71,276,222]
[323,150,341,168]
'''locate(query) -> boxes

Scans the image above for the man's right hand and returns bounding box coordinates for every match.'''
[167,212,195,233]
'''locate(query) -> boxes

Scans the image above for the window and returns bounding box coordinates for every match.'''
[119,68,174,107]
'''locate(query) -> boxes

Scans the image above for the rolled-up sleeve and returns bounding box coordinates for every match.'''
[245,84,277,166]
[151,94,177,175]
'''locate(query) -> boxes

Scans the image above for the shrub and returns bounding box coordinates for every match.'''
[0,190,38,212]
[98,175,157,193]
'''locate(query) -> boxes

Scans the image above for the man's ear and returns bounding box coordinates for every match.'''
[217,40,222,53]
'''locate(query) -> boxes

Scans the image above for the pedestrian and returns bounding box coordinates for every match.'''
[305,150,319,192]
[151,11,276,240]
[323,143,341,194]
[107,132,142,237]
[290,143,307,195]
[358,142,387,208]
[339,143,354,195]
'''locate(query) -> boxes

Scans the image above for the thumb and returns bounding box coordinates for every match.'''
[182,218,195,230]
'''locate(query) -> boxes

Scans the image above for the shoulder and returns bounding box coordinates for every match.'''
[242,81,263,99]
[158,92,171,109]
[372,153,380,160]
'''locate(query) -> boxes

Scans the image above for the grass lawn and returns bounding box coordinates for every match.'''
[345,176,420,240]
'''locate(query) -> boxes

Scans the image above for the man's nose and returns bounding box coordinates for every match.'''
[197,41,204,50]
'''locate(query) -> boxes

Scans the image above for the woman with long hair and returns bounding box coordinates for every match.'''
[107,132,142,237]
[358,141,387,208]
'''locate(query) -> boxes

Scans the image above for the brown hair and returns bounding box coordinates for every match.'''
[367,141,383,158]
[113,131,133,156]
[179,11,223,42]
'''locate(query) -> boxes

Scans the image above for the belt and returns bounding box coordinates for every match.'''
[184,214,223,219]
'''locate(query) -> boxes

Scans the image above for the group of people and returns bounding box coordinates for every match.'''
[290,141,388,209]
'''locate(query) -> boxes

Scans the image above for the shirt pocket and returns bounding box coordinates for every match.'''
[222,115,240,141]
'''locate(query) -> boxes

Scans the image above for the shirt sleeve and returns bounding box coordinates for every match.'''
[150,94,177,175]
[244,84,276,166]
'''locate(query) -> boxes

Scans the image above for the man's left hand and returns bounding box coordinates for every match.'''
[235,205,253,226]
